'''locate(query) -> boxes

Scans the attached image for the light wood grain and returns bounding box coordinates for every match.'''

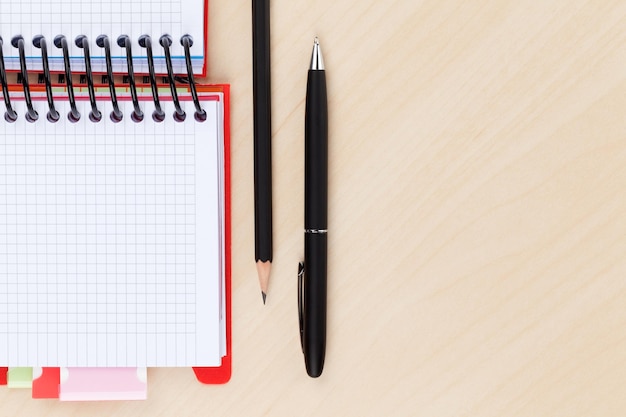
[2,1,626,415]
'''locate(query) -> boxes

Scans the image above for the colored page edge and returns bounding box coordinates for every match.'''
[32,367,61,399]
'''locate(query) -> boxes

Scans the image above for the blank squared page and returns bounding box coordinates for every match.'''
[0,92,225,367]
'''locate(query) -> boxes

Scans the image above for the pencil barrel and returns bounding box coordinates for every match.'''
[252,0,273,261]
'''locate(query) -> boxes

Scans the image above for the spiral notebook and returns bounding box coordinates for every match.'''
[0,0,208,75]
[0,0,232,392]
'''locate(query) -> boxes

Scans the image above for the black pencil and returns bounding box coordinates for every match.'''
[252,0,272,304]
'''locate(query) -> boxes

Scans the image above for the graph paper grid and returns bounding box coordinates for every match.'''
[0,92,224,367]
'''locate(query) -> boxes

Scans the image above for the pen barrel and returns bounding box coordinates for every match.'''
[304,69,328,229]
[252,0,272,261]
[303,68,328,378]
[303,232,327,377]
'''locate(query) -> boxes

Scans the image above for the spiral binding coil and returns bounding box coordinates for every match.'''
[0,34,204,124]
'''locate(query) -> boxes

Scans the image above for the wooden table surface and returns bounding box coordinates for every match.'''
[2,1,626,415]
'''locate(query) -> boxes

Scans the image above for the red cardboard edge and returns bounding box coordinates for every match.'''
[202,0,209,78]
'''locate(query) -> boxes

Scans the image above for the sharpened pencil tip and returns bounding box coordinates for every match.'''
[256,261,271,304]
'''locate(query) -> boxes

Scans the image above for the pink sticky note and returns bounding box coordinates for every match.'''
[59,368,147,401]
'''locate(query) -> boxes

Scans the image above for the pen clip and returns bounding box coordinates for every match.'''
[298,262,305,353]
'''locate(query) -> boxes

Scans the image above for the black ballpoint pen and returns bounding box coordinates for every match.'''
[298,37,328,378]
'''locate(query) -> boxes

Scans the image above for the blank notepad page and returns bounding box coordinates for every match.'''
[0,92,225,367]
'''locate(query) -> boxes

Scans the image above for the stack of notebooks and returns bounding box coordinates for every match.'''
[0,0,231,401]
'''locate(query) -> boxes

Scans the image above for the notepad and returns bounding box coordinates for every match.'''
[0,0,206,74]
[0,89,227,368]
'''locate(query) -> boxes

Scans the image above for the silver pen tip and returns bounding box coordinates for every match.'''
[310,37,325,70]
